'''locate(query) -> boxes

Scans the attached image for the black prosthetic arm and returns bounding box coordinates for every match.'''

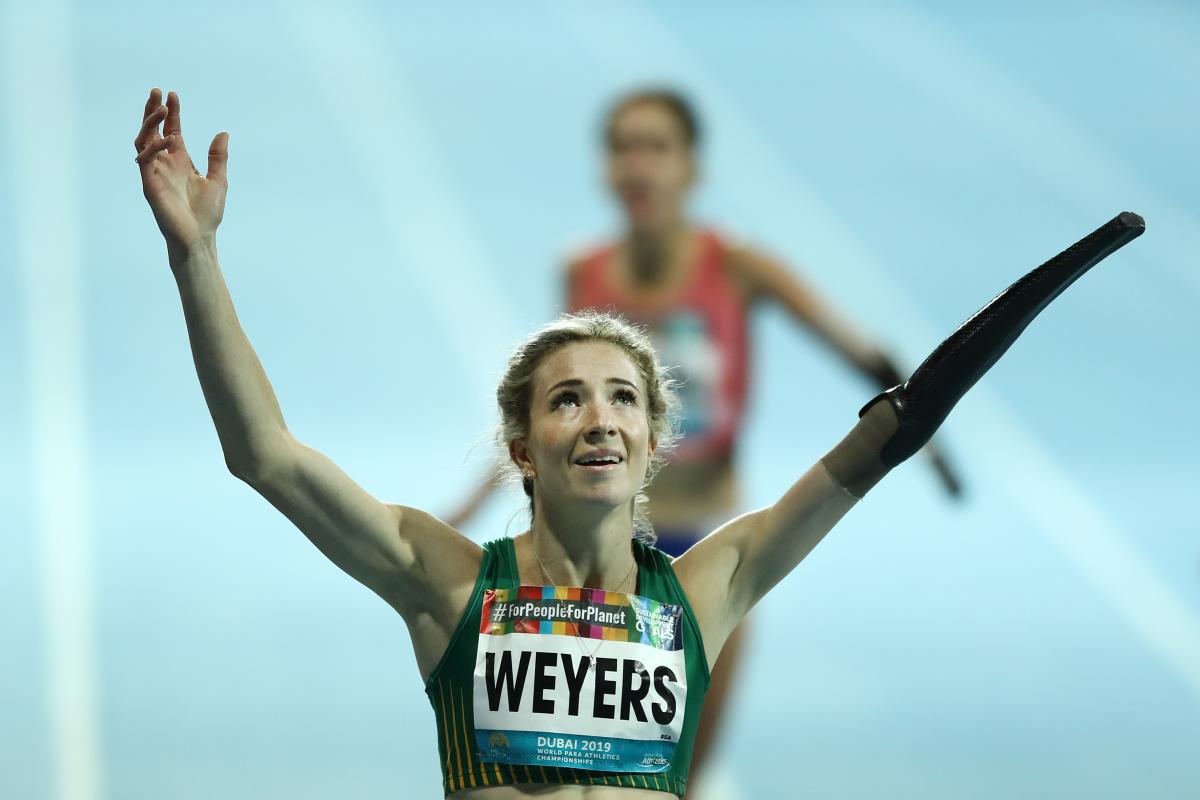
[823,211,1145,497]
[865,353,964,499]
[873,211,1144,466]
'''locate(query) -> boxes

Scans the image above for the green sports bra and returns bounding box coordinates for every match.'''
[424,537,711,797]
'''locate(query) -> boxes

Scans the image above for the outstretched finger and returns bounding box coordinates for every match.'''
[164,90,182,137]
[206,131,229,185]
[133,105,167,152]
[142,88,162,122]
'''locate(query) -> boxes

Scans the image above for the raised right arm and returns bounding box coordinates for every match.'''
[134,89,480,628]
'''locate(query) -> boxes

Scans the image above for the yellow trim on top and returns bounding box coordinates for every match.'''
[437,681,453,775]
[447,688,468,788]
[454,689,476,789]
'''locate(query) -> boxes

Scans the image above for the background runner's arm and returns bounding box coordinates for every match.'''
[732,245,903,386]
[444,468,503,530]
[732,244,963,498]
[135,89,477,617]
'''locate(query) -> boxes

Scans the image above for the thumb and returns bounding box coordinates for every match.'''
[207,131,229,185]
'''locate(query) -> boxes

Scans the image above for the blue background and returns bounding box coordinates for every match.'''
[2,1,1198,798]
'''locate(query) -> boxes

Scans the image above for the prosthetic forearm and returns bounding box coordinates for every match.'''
[822,211,1146,498]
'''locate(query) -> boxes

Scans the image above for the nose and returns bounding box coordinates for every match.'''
[584,405,617,441]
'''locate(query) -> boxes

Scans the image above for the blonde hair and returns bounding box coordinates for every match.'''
[495,311,680,541]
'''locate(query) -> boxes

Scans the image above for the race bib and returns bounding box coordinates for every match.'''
[652,311,723,442]
[472,585,686,773]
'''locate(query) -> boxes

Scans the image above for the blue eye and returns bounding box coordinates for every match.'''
[551,391,579,409]
[615,388,638,406]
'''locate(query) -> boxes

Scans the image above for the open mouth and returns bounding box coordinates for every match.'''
[573,453,624,471]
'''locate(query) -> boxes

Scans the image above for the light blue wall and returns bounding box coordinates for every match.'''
[2,1,1197,798]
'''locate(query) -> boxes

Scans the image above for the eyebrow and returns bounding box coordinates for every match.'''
[546,378,639,396]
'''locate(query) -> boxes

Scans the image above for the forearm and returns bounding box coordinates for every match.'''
[736,245,898,385]
[169,237,288,475]
[796,304,885,379]
[737,463,858,602]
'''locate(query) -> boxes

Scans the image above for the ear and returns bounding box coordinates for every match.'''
[509,439,535,476]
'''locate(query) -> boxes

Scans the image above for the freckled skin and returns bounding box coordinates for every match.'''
[512,341,655,515]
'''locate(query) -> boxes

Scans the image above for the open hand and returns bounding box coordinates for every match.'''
[134,88,228,254]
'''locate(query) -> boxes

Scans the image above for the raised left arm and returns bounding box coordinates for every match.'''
[678,213,1145,668]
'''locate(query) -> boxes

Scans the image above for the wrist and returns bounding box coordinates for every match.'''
[167,234,218,272]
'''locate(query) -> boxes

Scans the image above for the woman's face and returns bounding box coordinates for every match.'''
[513,340,655,514]
[605,101,695,233]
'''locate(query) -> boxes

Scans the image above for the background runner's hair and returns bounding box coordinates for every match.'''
[495,311,681,543]
[602,87,701,150]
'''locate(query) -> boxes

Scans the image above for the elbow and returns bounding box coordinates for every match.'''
[225,452,264,485]
[224,448,286,487]
[223,430,293,485]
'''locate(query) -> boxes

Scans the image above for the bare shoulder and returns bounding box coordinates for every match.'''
[717,236,778,302]
[390,503,484,614]
[562,243,594,271]
[561,245,595,285]
[390,504,489,680]
[724,239,785,296]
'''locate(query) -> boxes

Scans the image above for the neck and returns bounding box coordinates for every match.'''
[626,218,688,285]
[526,497,637,589]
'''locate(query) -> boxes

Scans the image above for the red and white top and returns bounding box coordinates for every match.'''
[568,229,750,463]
